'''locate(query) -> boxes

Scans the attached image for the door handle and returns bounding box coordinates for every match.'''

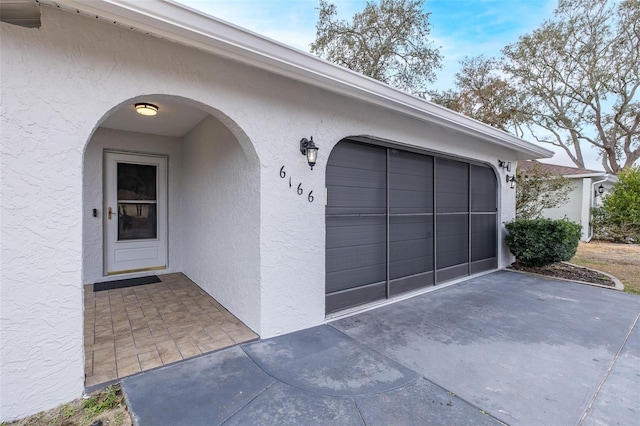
[108,207,113,220]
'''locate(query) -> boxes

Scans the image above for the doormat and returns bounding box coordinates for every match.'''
[93,275,161,292]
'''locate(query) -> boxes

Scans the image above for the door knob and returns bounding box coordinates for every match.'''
[108,207,113,220]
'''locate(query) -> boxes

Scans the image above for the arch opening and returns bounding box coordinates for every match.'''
[81,95,261,386]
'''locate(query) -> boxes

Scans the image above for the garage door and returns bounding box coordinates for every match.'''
[326,139,497,314]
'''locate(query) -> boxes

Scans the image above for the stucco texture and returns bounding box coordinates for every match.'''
[2,5,520,421]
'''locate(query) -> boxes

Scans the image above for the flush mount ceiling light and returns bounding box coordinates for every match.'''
[134,103,159,116]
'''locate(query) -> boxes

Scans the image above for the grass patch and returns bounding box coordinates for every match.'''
[571,241,640,295]
[3,385,130,426]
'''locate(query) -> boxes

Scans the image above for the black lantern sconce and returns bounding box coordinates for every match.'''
[300,137,319,170]
[499,159,512,172]
[506,174,517,189]
[594,184,605,197]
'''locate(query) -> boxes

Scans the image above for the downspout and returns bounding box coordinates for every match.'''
[586,175,609,242]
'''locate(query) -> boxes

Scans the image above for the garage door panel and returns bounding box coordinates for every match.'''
[389,149,433,176]
[327,166,386,189]
[326,263,387,293]
[326,217,386,248]
[327,141,386,169]
[436,158,469,213]
[389,271,434,296]
[327,243,387,273]
[436,264,469,283]
[389,189,433,214]
[471,165,497,212]
[326,282,387,314]
[436,215,469,269]
[389,173,433,190]
[471,214,497,261]
[327,187,386,215]
[389,216,432,240]
[389,150,433,214]
[390,258,434,280]
[436,191,469,213]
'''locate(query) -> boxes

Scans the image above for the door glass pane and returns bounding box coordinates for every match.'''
[118,203,157,240]
[117,162,158,241]
[117,163,157,201]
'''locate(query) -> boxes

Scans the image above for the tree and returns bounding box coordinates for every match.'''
[311,0,442,96]
[503,0,640,173]
[430,56,526,135]
[596,166,640,241]
[515,163,572,220]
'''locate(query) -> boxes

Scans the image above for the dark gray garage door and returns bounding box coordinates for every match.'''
[326,139,497,314]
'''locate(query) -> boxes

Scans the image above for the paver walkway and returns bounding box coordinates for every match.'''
[121,271,640,425]
[84,273,257,387]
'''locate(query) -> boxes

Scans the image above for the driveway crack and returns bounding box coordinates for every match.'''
[578,310,640,425]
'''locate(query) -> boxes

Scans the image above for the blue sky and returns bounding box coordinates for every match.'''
[176,0,605,169]
[177,0,557,90]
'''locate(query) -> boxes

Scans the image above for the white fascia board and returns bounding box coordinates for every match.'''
[49,0,553,159]
[564,172,608,179]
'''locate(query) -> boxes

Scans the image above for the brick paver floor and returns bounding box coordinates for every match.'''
[83,273,258,387]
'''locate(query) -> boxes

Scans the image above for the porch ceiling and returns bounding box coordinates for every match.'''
[100,98,209,137]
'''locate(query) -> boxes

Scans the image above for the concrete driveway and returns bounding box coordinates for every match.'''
[122,271,640,425]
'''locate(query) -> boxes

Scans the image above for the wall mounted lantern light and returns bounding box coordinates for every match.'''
[594,184,605,197]
[498,159,512,172]
[300,137,319,170]
[135,103,159,116]
[506,174,517,189]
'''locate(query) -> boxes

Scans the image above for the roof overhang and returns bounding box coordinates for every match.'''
[564,173,609,179]
[42,0,553,160]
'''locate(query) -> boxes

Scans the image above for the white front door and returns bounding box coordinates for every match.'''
[104,152,167,275]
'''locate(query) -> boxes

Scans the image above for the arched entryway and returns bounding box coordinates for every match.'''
[81,95,260,387]
[325,138,498,314]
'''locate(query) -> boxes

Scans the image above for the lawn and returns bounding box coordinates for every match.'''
[571,241,640,295]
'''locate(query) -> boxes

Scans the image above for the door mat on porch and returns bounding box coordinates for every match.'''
[93,275,161,292]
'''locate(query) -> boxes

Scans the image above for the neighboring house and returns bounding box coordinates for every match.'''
[0,0,552,420]
[518,161,617,241]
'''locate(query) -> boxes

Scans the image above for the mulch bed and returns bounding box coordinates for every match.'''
[508,261,615,287]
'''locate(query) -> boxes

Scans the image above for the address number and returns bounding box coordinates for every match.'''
[279,165,314,202]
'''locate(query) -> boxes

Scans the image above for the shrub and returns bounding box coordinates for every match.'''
[594,166,640,243]
[505,218,581,266]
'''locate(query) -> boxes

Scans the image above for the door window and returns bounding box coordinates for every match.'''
[117,163,158,240]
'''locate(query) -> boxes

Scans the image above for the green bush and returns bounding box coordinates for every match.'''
[505,218,581,266]
[594,166,640,243]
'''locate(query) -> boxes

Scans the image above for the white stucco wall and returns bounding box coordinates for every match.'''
[542,179,584,224]
[83,128,184,283]
[1,5,523,420]
[181,116,260,332]
[540,177,603,240]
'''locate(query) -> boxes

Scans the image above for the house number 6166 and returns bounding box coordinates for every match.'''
[280,165,314,203]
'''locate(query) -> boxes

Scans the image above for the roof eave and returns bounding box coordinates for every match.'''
[49,0,553,159]
[564,173,608,178]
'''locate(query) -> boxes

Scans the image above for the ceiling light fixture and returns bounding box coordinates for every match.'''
[135,103,159,116]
